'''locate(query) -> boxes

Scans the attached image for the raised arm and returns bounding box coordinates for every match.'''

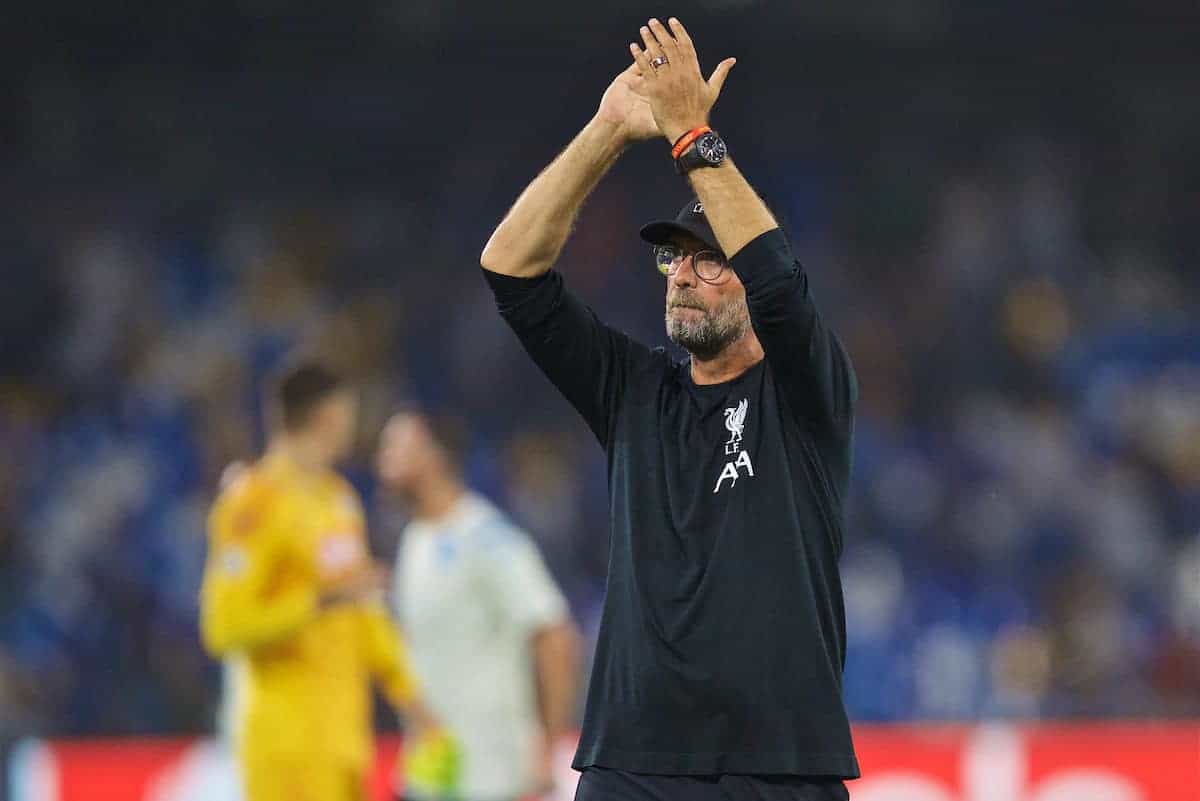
[480,66,676,444]
[480,64,658,278]
[629,17,769,256]
[633,18,856,426]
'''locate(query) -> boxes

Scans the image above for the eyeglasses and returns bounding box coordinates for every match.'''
[653,245,730,284]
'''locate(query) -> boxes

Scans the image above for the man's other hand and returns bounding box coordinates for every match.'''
[596,62,660,144]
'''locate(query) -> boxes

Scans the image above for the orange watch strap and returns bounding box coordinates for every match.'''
[671,126,712,160]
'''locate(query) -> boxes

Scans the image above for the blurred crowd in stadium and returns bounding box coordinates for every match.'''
[2,2,1198,743]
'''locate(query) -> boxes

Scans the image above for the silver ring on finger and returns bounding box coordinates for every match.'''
[651,55,669,69]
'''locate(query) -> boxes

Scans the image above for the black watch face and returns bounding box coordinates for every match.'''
[697,132,727,165]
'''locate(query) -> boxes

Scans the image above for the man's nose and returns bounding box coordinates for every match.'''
[672,254,698,287]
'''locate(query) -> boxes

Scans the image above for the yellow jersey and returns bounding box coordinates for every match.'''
[200,452,417,771]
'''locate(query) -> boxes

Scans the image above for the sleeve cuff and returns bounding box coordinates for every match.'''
[728,227,795,288]
[480,266,564,328]
[481,266,553,297]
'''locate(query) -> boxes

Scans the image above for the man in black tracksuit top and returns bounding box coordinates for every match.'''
[481,18,859,801]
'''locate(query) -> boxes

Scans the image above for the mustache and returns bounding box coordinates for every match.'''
[668,293,707,311]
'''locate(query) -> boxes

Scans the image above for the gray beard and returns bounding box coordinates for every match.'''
[665,295,750,361]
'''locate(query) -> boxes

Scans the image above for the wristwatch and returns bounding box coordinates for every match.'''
[673,127,727,174]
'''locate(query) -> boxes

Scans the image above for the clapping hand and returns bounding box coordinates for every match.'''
[597,61,660,144]
[628,17,736,144]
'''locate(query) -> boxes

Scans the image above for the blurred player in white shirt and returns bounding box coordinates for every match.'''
[377,410,581,801]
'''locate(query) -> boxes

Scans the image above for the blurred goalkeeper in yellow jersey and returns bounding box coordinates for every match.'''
[200,360,456,801]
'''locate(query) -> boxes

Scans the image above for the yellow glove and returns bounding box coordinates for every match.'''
[401,729,461,801]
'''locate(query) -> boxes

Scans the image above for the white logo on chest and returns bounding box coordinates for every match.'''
[714,398,754,493]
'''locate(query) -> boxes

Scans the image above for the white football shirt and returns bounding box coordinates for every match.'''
[394,492,568,801]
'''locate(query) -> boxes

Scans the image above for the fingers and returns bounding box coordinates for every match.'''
[667,17,696,57]
[707,57,737,95]
[629,42,654,76]
[639,24,666,66]
[647,18,679,59]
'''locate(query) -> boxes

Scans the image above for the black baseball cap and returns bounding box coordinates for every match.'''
[639,199,721,253]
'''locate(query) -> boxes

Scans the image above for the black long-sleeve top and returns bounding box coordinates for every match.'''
[483,228,860,778]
